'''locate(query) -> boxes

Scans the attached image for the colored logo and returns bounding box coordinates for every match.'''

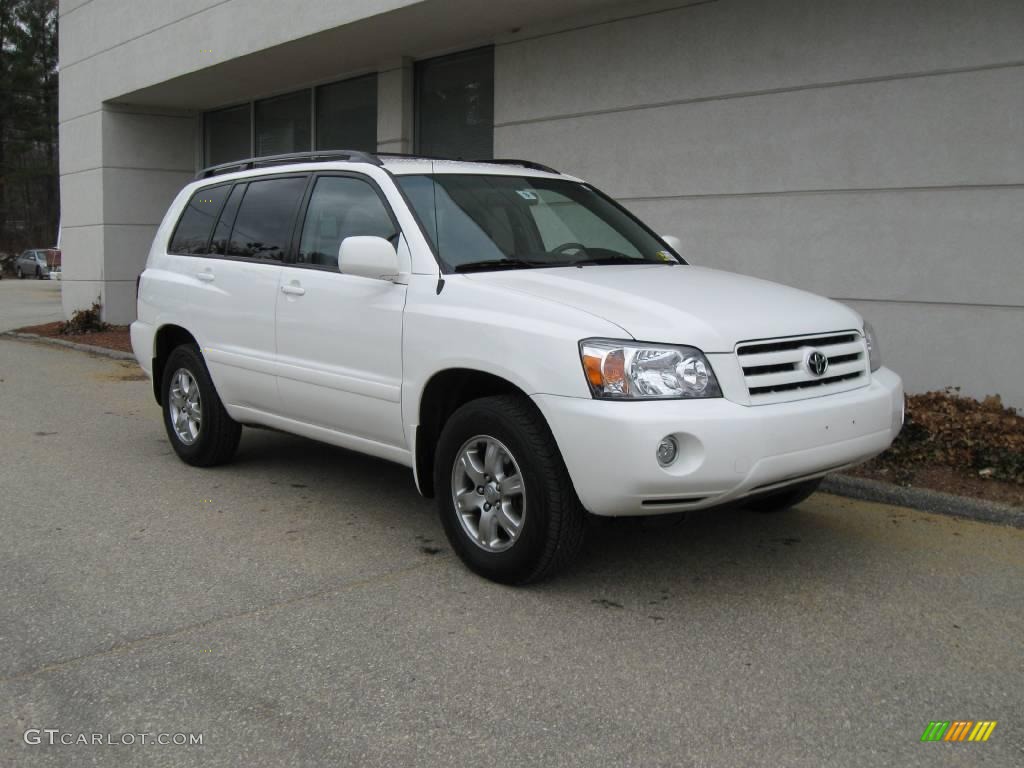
[806,350,829,377]
[920,721,997,742]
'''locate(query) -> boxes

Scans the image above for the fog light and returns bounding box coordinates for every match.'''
[657,436,678,467]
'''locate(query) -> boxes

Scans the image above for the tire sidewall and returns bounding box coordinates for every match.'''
[435,403,553,584]
[161,345,216,463]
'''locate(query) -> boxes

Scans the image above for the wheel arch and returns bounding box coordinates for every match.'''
[414,368,533,498]
[151,324,199,405]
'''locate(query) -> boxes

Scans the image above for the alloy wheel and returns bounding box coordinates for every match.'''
[451,435,527,552]
[168,368,202,445]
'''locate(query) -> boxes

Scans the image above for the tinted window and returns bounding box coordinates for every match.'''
[415,47,494,160]
[255,90,311,157]
[169,185,231,255]
[204,105,251,166]
[227,177,307,261]
[297,176,397,268]
[317,75,378,153]
[209,185,245,256]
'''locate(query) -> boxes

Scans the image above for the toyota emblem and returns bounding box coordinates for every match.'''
[807,350,829,377]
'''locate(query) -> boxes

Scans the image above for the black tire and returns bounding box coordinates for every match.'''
[161,344,241,467]
[36,267,43,279]
[434,395,586,585]
[16,267,23,279]
[744,478,822,513]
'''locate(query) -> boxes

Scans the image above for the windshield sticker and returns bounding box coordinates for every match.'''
[516,190,538,201]
[656,250,674,262]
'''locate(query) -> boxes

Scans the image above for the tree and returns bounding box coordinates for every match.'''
[0,0,58,257]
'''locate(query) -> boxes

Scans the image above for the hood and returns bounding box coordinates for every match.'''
[464,264,862,352]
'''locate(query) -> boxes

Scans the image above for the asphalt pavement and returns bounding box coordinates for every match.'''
[1,337,1021,767]
[0,278,64,332]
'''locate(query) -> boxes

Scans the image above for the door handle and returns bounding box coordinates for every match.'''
[281,283,305,296]
[195,271,215,283]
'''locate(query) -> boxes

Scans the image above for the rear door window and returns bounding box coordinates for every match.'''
[209,184,245,256]
[227,176,308,261]
[169,185,231,255]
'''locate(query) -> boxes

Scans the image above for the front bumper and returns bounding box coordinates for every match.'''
[533,367,903,516]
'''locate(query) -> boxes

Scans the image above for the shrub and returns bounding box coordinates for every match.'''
[60,299,109,335]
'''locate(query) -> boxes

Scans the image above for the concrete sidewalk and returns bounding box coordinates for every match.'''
[2,338,1022,768]
[0,278,63,332]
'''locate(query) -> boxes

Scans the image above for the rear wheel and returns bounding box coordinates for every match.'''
[435,395,585,584]
[745,478,822,513]
[161,344,241,467]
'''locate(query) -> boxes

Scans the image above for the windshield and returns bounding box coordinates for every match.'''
[396,174,682,272]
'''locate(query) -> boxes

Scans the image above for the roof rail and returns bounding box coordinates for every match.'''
[196,150,382,179]
[375,152,559,175]
[196,151,559,180]
[487,158,560,174]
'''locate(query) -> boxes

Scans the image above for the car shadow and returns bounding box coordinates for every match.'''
[228,427,869,600]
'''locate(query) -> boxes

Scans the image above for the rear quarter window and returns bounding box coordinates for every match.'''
[169,185,231,255]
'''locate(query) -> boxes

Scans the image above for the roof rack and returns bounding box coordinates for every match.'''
[196,150,559,180]
[197,150,382,179]
[377,152,559,175]
[487,158,560,174]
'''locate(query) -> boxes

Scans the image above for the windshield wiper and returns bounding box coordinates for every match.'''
[453,258,549,273]
[568,255,669,267]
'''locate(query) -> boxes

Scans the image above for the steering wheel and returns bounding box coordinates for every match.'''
[551,242,589,257]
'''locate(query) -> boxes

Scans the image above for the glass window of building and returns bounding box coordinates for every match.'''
[415,46,494,160]
[316,75,378,153]
[204,105,251,166]
[254,90,312,157]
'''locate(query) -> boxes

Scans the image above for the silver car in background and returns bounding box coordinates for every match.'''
[15,249,60,279]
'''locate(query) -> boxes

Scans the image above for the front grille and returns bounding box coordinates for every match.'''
[736,331,869,404]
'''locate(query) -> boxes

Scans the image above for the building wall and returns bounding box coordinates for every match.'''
[58,0,1024,406]
[57,0,428,324]
[495,0,1024,406]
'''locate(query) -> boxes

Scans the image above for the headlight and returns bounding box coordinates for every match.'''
[580,339,722,399]
[863,321,882,372]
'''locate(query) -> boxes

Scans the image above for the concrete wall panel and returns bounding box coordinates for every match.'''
[57,226,104,282]
[497,0,1024,125]
[101,168,192,226]
[496,67,1024,198]
[844,300,1024,406]
[58,110,103,175]
[102,111,197,171]
[626,187,1024,307]
[59,170,104,228]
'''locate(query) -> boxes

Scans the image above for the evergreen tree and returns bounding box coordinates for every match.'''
[0,0,58,257]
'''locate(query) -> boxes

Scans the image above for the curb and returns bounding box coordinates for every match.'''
[1,331,137,361]
[823,474,1024,528]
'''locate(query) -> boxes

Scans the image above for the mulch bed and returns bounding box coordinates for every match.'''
[846,389,1023,508]
[15,321,132,354]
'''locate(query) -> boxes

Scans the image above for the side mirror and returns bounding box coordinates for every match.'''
[661,235,683,254]
[338,236,401,282]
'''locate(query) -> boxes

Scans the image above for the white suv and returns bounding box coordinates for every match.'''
[132,151,904,583]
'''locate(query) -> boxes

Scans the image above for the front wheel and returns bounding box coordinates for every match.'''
[36,267,43,279]
[744,478,822,513]
[161,344,241,467]
[435,395,585,584]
